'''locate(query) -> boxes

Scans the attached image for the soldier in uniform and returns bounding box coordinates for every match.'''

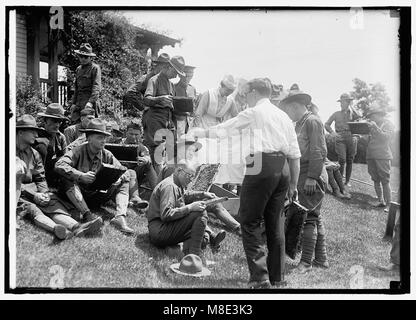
[55,118,134,234]
[33,103,68,189]
[325,93,361,187]
[279,89,329,274]
[16,115,102,239]
[64,107,95,144]
[70,43,102,124]
[143,55,186,174]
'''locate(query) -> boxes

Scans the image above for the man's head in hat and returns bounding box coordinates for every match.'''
[337,93,353,111]
[150,53,170,74]
[160,55,185,79]
[80,118,111,153]
[279,89,312,122]
[180,65,195,86]
[80,107,96,129]
[16,115,45,146]
[245,78,272,108]
[366,101,387,124]
[38,103,69,133]
[219,75,236,97]
[75,43,96,66]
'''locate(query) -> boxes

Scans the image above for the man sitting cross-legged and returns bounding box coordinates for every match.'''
[55,118,134,235]
[147,160,226,258]
[16,115,102,240]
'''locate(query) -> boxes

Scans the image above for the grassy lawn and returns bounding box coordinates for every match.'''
[15,164,401,289]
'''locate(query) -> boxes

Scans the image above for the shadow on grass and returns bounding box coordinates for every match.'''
[347,191,381,210]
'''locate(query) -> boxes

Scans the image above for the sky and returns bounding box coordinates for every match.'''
[122,9,401,127]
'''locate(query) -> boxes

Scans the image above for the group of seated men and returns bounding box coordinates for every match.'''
[15,102,230,256]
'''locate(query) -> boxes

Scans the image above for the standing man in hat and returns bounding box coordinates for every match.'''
[123,53,171,113]
[55,118,134,234]
[193,75,236,129]
[64,107,95,144]
[279,89,329,274]
[325,93,361,186]
[143,55,186,174]
[365,102,395,209]
[16,115,102,239]
[71,43,102,124]
[173,65,198,141]
[193,78,301,288]
[33,103,68,188]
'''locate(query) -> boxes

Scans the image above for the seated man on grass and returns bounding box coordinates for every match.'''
[16,115,102,240]
[147,160,226,257]
[55,118,134,235]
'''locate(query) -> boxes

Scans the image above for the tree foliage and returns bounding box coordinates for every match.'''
[350,78,394,116]
[15,74,49,119]
[59,10,148,122]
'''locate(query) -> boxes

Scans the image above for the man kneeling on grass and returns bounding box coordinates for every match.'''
[55,118,134,235]
[16,115,101,240]
[147,160,226,258]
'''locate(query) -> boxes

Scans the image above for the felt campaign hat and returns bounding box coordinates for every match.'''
[80,107,96,117]
[74,43,96,57]
[337,93,353,102]
[221,74,236,91]
[152,53,170,64]
[37,103,69,120]
[366,101,387,117]
[79,118,111,136]
[16,115,45,132]
[169,56,186,77]
[170,254,211,277]
[279,89,312,106]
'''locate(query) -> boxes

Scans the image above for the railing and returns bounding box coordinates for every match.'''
[40,78,68,106]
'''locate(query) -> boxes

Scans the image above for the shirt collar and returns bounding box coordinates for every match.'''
[298,111,312,124]
[255,97,270,106]
[86,143,102,161]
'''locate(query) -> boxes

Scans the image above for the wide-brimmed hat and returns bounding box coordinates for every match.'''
[221,74,236,91]
[37,103,69,120]
[169,56,186,77]
[290,83,300,91]
[79,118,111,136]
[170,254,211,277]
[337,93,353,102]
[74,43,96,57]
[80,107,95,117]
[279,89,312,107]
[152,53,170,64]
[16,115,45,132]
[366,101,387,117]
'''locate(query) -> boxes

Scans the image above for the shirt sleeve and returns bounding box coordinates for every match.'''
[31,151,49,193]
[286,121,301,160]
[88,64,102,103]
[159,184,190,222]
[193,91,209,127]
[371,120,395,141]
[64,127,73,144]
[306,117,327,180]
[325,113,335,132]
[211,107,254,136]
[54,148,83,182]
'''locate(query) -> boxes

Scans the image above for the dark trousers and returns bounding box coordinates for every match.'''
[148,211,208,257]
[239,152,289,283]
[335,133,357,182]
[390,212,400,265]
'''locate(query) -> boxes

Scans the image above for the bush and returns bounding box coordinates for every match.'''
[16,74,48,119]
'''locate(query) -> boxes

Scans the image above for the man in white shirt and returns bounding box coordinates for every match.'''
[193,78,301,288]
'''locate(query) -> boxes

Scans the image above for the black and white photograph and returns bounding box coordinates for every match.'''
[2,2,411,297]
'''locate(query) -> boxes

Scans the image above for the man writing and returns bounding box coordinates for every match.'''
[55,118,134,234]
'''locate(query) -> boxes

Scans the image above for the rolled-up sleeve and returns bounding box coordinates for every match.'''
[212,107,254,136]
[286,122,301,160]
[159,185,190,222]
[306,118,327,179]
[54,149,83,182]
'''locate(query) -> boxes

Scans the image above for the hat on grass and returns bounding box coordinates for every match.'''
[170,254,211,277]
